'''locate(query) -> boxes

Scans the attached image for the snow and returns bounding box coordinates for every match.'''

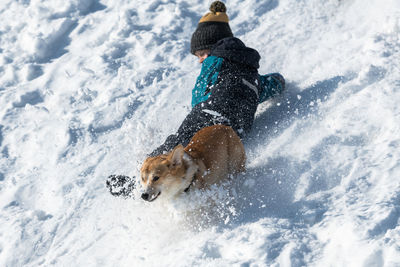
[1,0,400,266]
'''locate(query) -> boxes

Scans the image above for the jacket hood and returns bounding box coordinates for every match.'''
[210,37,260,69]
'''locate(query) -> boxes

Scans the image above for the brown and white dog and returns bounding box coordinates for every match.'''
[140,125,246,202]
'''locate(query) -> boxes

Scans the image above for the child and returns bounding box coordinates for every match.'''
[149,1,285,156]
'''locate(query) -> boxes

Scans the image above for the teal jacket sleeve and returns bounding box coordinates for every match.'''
[191,56,224,107]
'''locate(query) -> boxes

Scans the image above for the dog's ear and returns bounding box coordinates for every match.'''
[170,144,184,166]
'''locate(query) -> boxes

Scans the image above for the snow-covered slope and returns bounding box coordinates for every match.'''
[1,0,400,266]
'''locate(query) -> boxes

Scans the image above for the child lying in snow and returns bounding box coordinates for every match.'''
[149,1,285,156]
[106,1,285,197]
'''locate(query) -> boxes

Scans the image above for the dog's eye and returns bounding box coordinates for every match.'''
[153,176,160,182]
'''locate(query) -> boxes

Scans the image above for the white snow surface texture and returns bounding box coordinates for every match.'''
[1,0,400,266]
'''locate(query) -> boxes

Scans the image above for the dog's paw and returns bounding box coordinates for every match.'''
[106,175,136,198]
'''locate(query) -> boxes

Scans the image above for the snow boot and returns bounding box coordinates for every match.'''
[259,73,285,103]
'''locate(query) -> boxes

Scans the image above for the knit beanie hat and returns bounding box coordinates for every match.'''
[190,1,233,55]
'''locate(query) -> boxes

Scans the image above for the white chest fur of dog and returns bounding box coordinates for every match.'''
[140,125,246,202]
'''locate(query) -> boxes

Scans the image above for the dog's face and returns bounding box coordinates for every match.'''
[140,145,196,202]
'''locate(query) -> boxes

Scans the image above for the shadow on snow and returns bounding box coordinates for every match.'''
[231,75,350,226]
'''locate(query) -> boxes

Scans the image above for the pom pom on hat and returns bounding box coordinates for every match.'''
[199,1,229,23]
[209,1,227,13]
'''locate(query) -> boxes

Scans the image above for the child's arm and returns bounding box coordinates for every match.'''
[192,56,223,107]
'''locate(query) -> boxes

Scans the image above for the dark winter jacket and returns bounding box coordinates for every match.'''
[150,37,283,156]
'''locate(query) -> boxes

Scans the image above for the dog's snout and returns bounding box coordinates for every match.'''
[141,193,149,201]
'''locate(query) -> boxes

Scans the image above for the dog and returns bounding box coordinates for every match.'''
[140,125,246,202]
